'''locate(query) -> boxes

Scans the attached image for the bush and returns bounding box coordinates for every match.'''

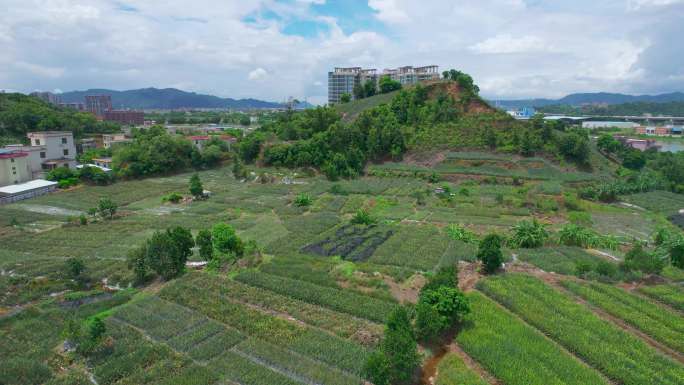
[622,242,664,274]
[351,209,377,225]
[445,224,478,243]
[477,234,504,274]
[189,174,204,198]
[97,197,117,219]
[162,192,183,203]
[195,229,213,261]
[294,193,313,207]
[212,223,244,257]
[509,219,548,248]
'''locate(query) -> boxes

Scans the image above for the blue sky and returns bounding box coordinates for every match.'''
[1,0,683,104]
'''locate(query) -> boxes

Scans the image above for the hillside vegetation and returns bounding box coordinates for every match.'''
[0,93,119,145]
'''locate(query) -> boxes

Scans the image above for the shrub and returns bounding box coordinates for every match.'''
[162,192,183,203]
[212,223,244,257]
[97,197,117,219]
[362,351,391,385]
[509,219,548,248]
[477,234,503,274]
[622,242,664,274]
[58,177,79,189]
[351,209,377,226]
[79,214,87,225]
[294,193,313,207]
[195,229,213,261]
[189,174,204,198]
[446,224,478,244]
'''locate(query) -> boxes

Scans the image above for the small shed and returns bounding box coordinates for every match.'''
[0,179,58,204]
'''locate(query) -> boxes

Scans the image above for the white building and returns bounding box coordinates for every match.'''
[3,131,77,179]
[582,121,638,130]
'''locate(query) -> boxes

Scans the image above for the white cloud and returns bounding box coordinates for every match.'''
[369,0,410,24]
[248,67,268,81]
[0,0,681,102]
[470,34,551,54]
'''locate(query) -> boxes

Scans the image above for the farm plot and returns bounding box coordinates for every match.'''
[562,280,684,353]
[301,224,395,262]
[638,284,684,312]
[514,246,608,275]
[159,274,370,375]
[435,352,489,385]
[590,211,657,240]
[91,320,218,385]
[478,274,684,385]
[235,270,396,323]
[621,191,684,215]
[369,224,460,271]
[455,292,608,385]
[185,274,382,343]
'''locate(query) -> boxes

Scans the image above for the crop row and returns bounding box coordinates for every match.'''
[478,274,684,385]
[234,338,361,385]
[514,247,604,275]
[638,284,684,312]
[435,352,491,385]
[235,270,396,323]
[182,273,382,343]
[455,292,607,385]
[159,275,369,375]
[561,280,684,353]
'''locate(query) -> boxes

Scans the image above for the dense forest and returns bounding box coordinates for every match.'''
[243,73,592,180]
[0,93,119,145]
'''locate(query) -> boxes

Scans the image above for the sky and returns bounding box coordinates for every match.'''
[1,0,683,105]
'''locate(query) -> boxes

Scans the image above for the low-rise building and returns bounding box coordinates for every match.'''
[582,121,638,129]
[92,157,113,170]
[103,110,145,126]
[78,138,98,154]
[636,126,671,136]
[188,135,236,150]
[0,179,58,205]
[4,131,77,178]
[102,133,132,149]
[0,149,32,186]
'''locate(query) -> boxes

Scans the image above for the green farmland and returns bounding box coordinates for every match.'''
[1,159,683,385]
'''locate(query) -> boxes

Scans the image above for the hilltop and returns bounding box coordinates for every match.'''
[59,87,310,110]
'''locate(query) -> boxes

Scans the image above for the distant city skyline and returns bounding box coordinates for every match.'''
[1,0,683,105]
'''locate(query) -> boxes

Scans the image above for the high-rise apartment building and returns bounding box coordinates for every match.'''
[30,91,62,105]
[327,67,378,105]
[85,95,113,117]
[103,110,145,126]
[328,65,439,104]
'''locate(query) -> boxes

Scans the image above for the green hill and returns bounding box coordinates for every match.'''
[334,90,400,122]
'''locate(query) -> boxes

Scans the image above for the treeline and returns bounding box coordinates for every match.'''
[0,93,119,144]
[538,101,684,117]
[145,110,263,126]
[594,133,684,195]
[112,126,232,178]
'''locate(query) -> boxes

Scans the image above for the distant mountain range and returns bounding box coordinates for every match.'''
[490,92,684,109]
[58,87,312,110]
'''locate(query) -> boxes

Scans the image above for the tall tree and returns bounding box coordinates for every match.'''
[189,174,204,198]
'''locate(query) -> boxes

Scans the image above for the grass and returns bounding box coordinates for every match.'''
[478,274,684,385]
[621,191,684,215]
[455,292,608,385]
[435,353,489,385]
[562,280,684,353]
[638,284,684,312]
[334,90,400,121]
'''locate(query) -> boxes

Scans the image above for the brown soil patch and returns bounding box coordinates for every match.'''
[383,274,426,304]
[458,261,484,292]
[403,151,448,168]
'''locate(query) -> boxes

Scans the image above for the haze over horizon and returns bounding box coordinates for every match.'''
[2,0,683,105]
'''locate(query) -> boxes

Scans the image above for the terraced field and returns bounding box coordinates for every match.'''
[2,161,684,385]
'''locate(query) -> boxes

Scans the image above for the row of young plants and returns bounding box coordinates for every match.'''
[638,284,684,312]
[233,338,361,385]
[159,274,370,375]
[455,292,608,385]
[561,280,684,353]
[234,270,396,323]
[208,350,300,385]
[201,274,382,343]
[478,274,684,385]
[435,353,489,385]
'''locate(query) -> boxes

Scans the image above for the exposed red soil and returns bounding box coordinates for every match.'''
[383,274,426,304]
